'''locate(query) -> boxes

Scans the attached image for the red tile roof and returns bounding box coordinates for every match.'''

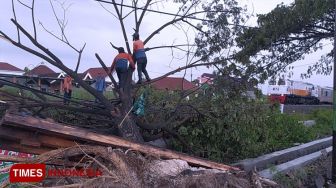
[83,67,111,80]
[0,62,23,72]
[26,65,56,76]
[151,77,196,91]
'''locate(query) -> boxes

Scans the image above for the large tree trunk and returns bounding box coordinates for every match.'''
[117,69,144,142]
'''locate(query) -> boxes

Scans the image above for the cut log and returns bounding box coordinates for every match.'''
[2,113,240,171]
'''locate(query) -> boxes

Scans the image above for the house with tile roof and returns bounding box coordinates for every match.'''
[25,64,56,76]
[82,67,112,80]
[0,62,24,76]
[82,67,115,89]
[151,77,195,91]
[24,64,66,92]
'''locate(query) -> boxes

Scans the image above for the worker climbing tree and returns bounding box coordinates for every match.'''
[132,33,151,84]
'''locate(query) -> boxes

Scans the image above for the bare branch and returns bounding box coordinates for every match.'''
[111,0,131,53]
[98,2,118,19]
[75,43,86,73]
[48,0,73,47]
[95,0,219,22]
[110,42,119,50]
[5,19,115,111]
[17,0,30,9]
[11,0,20,43]
[182,20,206,34]
[145,44,196,53]
[144,17,183,44]
[121,0,124,16]
[136,0,152,32]
[39,22,79,52]
[137,57,233,88]
[32,0,37,39]
[133,0,138,27]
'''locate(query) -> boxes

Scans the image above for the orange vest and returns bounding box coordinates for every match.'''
[63,76,73,91]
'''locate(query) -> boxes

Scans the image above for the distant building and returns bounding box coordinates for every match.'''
[0,62,24,76]
[151,77,195,91]
[82,67,114,89]
[196,73,257,99]
[39,72,66,93]
[0,62,24,85]
[197,73,215,85]
[25,64,56,76]
[24,64,63,92]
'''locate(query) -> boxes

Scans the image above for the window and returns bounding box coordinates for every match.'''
[325,91,328,97]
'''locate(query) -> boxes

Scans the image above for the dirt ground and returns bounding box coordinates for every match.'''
[274,152,333,188]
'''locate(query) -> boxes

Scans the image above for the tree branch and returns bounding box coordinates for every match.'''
[11,0,20,43]
[136,0,152,32]
[111,0,131,53]
[6,19,115,111]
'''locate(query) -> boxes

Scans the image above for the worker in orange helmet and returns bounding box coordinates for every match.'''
[132,32,151,84]
[109,47,135,89]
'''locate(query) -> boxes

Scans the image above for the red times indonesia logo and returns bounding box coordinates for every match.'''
[10,164,45,183]
[9,164,102,183]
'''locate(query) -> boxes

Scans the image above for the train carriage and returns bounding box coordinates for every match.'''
[268,79,332,105]
[318,86,333,104]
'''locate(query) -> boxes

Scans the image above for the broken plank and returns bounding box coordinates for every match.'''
[0,125,79,149]
[37,135,77,148]
[0,126,41,147]
[0,138,50,155]
[3,113,239,171]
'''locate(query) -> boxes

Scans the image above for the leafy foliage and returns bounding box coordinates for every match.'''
[194,0,252,81]
[168,77,332,163]
[236,0,334,81]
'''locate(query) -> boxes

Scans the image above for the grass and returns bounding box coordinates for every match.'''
[289,109,332,139]
[71,87,115,101]
[0,85,115,102]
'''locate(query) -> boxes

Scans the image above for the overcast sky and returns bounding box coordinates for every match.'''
[0,0,333,87]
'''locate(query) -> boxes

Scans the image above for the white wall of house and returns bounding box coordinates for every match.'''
[0,70,24,76]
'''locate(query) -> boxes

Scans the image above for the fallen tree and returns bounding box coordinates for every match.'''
[0,0,248,144]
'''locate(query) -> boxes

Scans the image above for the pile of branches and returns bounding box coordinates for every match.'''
[3,145,278,188]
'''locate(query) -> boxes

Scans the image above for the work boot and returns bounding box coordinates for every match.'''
[136,80,142,84]
[146,78,151,82]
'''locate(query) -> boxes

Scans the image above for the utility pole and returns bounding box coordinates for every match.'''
[332,0,336,183]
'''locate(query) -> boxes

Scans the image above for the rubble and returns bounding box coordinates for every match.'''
[0,108,277,187]
[1,145,277,188]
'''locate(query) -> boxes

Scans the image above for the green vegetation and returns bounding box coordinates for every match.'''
[236,0,334,80]
[0,85,115,101]
[173,105,331,163]
[71,87,115,101]
[137,77,332,163]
